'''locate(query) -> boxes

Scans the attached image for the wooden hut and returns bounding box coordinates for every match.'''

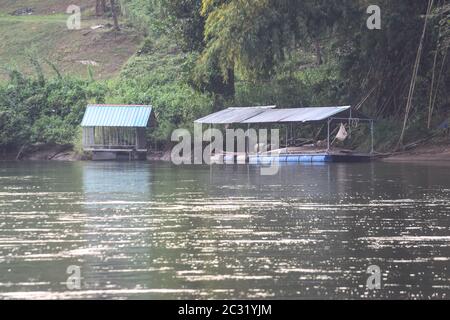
[81,104,155,160]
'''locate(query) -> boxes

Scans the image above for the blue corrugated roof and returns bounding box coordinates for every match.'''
[81,104,153,127]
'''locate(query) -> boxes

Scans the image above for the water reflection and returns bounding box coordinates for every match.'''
[0,161,449,299]
[80,162,155,296]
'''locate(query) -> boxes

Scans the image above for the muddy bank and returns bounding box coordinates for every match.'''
[1,144,85,161]
[383,143,450,162]
[146,147,172,161]
[1,144,172,162]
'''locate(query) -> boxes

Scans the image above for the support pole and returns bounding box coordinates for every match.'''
[209,124,212,179]
[291,124,293,145]
[348,109,352,138]
[370,120,374,154]
[327,119,331,152]
[247,123,250,156]
[209,124,212,164]
[285,125,288,149]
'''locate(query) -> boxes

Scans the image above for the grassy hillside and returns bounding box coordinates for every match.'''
[0,1,214,151]
[0,0,142,80]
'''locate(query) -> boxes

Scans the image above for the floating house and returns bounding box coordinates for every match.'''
[81,104,155,160]
[195,105,375,163]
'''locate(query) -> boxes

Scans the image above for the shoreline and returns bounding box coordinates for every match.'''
[2,143,450,163]
[381,143,450,162]
[1,144,84,161]
[0,144,172,162]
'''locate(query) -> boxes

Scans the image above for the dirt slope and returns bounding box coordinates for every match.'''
[0,0,142,80]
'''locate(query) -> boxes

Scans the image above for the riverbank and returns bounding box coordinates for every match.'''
[383,143,450,162]
[2,142,450,162]
[1,144,84,161]
[0,144,172,162]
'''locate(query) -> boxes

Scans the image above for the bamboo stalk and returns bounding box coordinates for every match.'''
[429,48,448,127]
[398,0,434,149]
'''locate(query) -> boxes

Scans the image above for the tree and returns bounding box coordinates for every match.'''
[110,0,120,31]
[161,0,235,104]
[163,0,207,52]
[95,0,107,16]
[335,0,448,120]
[199,0,343,79]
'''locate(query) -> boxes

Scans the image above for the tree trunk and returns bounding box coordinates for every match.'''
[224,68,235,99]
[313,39,323,65]
[110,0,120,31]
[96,0,106,16]
[95,0,101,16]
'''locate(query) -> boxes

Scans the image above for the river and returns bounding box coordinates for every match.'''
[0,161,449,299]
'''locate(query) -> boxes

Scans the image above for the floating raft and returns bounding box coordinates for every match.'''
[249,153,373,164]
[249,154,330,164]
[214,153,374,164]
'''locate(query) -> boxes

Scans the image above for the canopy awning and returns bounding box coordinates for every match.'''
[194,106,276,124]
[243,106,353,123]
[81,104,154,127]
[195,105,371,125]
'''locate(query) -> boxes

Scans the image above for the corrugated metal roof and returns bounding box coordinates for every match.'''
[242,106,352,123]
[81,104,153,127]
[194,106,276,124]
[194,106,358,124]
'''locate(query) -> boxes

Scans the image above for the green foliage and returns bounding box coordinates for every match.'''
[233,63,343,108]
[0,67,107,148]
[200,0,342,79]
[108,35,214,147]
[31,115,76,145]
[132,0,236,102]
[333,1,449,120]
[0,105,30,147]
[119,0,170,36]
[72,127,84,155]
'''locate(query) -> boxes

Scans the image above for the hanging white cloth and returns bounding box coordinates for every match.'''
[336,123,348,141]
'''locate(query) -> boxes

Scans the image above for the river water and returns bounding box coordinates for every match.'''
[0,161,449,299]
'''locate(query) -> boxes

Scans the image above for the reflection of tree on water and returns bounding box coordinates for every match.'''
[81,162,155,292]
[83,162,152,200]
